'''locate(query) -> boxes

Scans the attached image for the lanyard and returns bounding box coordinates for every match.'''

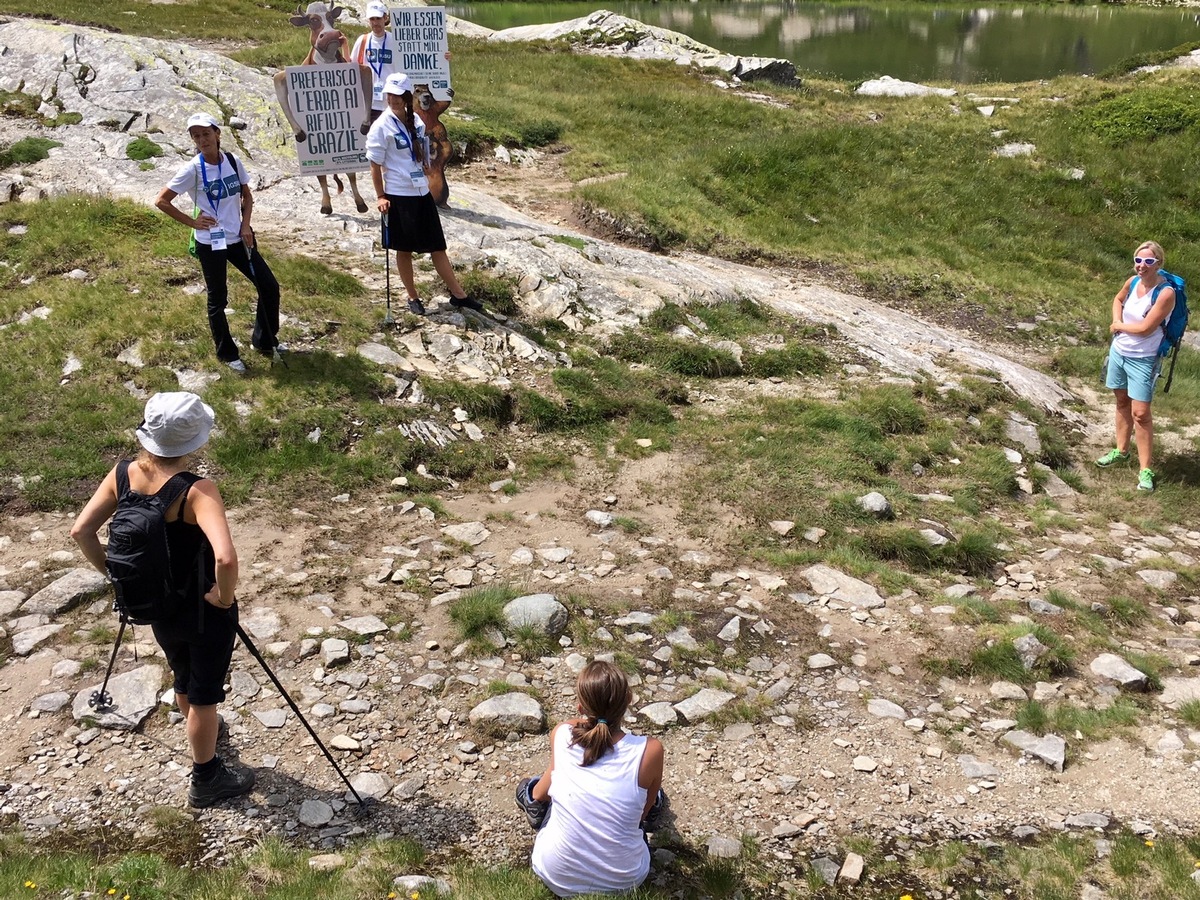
[392,118,419,165]
[369,34,387,79]
[198,154,223,219]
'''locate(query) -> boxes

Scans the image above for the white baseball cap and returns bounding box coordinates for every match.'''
[382,73,411,96]
[186,112,220,131]
[136,392,215,458]
[365,1,388,18]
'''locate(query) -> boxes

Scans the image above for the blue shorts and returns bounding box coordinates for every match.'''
[1105,348,1161,403]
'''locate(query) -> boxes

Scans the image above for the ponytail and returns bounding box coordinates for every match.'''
[568,661,631,767]
[402,95,425,166]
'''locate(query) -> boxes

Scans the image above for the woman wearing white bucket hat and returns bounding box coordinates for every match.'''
[72,392,255,808]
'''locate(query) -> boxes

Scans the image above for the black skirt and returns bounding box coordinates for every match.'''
[383,193,447,253]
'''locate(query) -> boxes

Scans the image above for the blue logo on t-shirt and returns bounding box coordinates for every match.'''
[203,173,242,205]
[367,47,393,64]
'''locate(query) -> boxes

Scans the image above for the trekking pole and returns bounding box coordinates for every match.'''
[88,618,128,711]
[381,213,395,326]
[235,622,370,812]
[1163,344,1181,394]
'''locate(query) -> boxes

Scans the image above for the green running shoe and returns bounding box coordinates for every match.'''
[1095,448,1130,468]
[1137,468,1156,492]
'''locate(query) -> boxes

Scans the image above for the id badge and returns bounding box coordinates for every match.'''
[209,228,227,251]
[409,168,429,193]
[373,83,384,103]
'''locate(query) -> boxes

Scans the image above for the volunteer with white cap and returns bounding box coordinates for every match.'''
[72,392,254,808]
[155,112,283,374]
[366,72,482,316]
[351,1,401,124]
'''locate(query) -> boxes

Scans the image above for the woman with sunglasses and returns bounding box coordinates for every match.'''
[1097,241,1176,492]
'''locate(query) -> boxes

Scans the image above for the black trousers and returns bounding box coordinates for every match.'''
[195,240,280,362]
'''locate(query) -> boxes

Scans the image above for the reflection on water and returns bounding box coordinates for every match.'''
[448,1,1200,82]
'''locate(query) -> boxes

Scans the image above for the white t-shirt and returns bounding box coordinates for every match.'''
[1114,276,1171,359]
[365,110,430,197]
[351,32,403,111]
[531,725,651,898]
[166,153,248,247]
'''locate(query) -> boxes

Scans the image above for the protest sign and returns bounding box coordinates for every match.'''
[282,62,370,175]
[389,6,452,101]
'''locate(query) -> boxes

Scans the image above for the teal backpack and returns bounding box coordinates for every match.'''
[1148,271,1189,393]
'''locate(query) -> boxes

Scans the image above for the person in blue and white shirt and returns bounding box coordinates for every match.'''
[351,1,402,126]
[366,72,480,316]
[155,112,282,373]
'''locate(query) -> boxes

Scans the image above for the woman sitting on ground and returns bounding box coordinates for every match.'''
[516,659,666,898]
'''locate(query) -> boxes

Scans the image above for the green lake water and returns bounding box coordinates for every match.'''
[447,1,1200,82]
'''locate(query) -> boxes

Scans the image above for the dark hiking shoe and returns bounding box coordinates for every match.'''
[189,759,255,808]
[449,295,484,313]
[641,789,669,832]
[407,298,426,316]
[516,777,550,830]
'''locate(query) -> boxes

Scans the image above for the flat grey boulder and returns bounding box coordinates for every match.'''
[707,835,742,858]
[72,664,162,730]
[1064,812,1110,829]
[1090,653,1148,690]
[339,615,389,636]
[639,702,679,727]
[22,568,109,615]
[348,772,393,800]
[299,799,334,827]
[503,593,568,635]
[1159,677,1200,707]
[674,688,736,722]
[469,692,545,735]
[1002,730,1066,772]
[1136,569,1178,590]
[358,342,413,369]
[867,698,907,720]
[856,75,956,98]
[31,691,71,713]
[958,755,1000,779]
[441,522,491,546]
[665,626,700,652]
[1013,633,1049,670]
[801,564,885,609]
[12,623,64,656]
[990,681,1028,701]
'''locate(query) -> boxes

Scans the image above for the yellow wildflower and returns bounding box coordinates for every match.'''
[108,891,117,897]
[1145,840,1155,847]
[901,895,915,900]
[24,882,37,890]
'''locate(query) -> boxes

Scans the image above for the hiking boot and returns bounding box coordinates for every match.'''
[515,777,550,830]
[1095,448,1130,467]
[225,359,247,375]
[449,294,484,313]
[1137,467,1156,492]
[188,758,255,808]
[641,789,669,832]
[407,297,426,316]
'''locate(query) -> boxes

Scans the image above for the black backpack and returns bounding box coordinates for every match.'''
[105,460,204,625]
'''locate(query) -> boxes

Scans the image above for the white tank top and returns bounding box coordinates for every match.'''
[531,724,650,897]
[1113,276,1167,359]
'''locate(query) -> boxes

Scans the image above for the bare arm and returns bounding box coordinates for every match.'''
[185,479,239,608]
[1110,276,1133,329]
[1112,287,1175,337]
[155,186,216,230]
[372,162,389,213]
[637,736,664,821]
[70,466,120,573]
[530,722,564,802]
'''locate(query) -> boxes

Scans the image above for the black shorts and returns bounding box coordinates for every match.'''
[383,193,447,253]
[152,604,238,706]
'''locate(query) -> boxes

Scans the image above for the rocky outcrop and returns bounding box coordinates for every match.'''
[488,11,798,85]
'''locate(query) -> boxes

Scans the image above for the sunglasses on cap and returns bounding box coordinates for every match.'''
[1134,256,1158,266]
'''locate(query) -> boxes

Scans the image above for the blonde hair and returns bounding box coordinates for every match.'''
[569,660,631,767]
[1136,241,1165,265]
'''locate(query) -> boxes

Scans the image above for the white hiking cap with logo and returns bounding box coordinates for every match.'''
[365,1,388,18]
[186,112,220,131]
[136,392,215,457]
[382,73,412,96]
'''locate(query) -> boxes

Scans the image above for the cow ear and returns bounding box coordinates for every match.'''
[330,5,345,20]
[289,14,308,26]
